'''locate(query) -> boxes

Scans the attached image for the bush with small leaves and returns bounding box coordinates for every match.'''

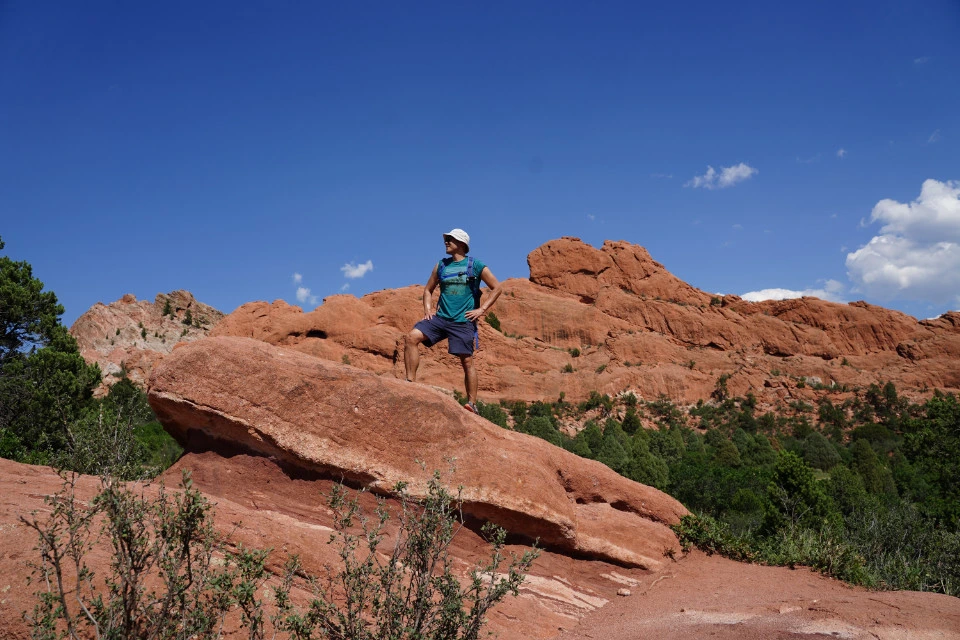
[273,472,540,640]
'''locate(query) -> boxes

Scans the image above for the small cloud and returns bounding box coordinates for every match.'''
[340,283,350,292]
[742,279,846,303]
[914,56,931,65]
[587,214,596,221]
[293,272,303,284]
[732,223,742,229]
[928,129,942,144]
[837,148,847,158]
[341,260,374,279]
[296,286,319,305]
[685,163,758,190]
[651,172,673,179]
[796,153,821,164]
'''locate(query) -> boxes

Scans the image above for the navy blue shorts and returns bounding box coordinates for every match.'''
[414,316,478,356]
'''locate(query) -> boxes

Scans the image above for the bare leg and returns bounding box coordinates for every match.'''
[460,354,477,403]
[404,329,425,381]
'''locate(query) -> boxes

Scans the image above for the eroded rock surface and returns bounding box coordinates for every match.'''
[70,290,223,392]
[208,238,960,406]
[147,336,687,569]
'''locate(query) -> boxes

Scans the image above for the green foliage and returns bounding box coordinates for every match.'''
[712,373,731,401]
[23,471,260,639]
[0,240,177,478]
[162,299,173,316]
[562,363,574,373]
[673,514,754,561]
[801,432,841,471]
[25,471,540,640]
[497,385,960,595]
[0,239,64,366]
[276,474,540,640]
[568,347,580,358]
[621,407,642,434]
[765,451,832,531]
[594,364,606,374]
[484,311,501,332]
[579,391,613,415]
[183,308,193,325]
[476,400,508,428]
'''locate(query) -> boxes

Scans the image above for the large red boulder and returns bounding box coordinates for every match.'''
[147,336,688,569]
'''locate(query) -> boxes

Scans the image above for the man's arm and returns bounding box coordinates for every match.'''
[465,267,502,322]
[422,265,440,320]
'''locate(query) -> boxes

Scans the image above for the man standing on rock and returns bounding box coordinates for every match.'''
[404,228,502,414]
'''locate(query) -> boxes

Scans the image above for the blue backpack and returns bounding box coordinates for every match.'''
[437,256,483,349]
[437,256,482,309]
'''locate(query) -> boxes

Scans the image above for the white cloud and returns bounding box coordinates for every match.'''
[587,214,596,221]
[341,260,373,279]
[340,283,350,292]
[928,129,942,144]
[837,148,847,158]
[651,172,673,179]
[293,272,302,284]
[914,56,931,65]
[742,280,845,303]
[296,286,318,305]
[846,179,960,304]
[685,163,758,190]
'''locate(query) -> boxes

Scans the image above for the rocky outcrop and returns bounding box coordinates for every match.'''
[0,455,649,640]
[70,291,223,392]
[147,336,688,569]
[5,457,958,640]
[206,237,960,407]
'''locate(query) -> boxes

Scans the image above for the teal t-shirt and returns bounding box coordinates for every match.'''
[436,256,486,323]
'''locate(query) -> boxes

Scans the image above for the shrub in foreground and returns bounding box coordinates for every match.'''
[22,470,539,639]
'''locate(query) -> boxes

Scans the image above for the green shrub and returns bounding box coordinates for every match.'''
[24,471,540,640]
[23,471,263,639]
[485,312,502,332]
[673,513,754,561]
[477,400,509,428]
[568,347,580,358]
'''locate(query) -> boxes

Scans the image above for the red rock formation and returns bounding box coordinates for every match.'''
[0,455,645,640]
[70,290,223,393]
[207,237,960,406]
[147,336,687,569]
[73,239,960,407]
[4,457,958,640]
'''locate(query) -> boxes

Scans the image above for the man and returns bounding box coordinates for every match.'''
[404,228,502,414]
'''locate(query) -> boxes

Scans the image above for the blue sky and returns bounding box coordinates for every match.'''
[2,1,958,328]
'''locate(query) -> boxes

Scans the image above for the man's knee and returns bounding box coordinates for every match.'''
[459,354,475,370]
[406,329,425,347]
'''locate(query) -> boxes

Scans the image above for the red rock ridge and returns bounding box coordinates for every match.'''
[70,290,223,393]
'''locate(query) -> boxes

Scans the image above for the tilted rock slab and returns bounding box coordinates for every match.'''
[148,336,688,569]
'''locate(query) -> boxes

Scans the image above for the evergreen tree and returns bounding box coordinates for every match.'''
[0,237,102,465]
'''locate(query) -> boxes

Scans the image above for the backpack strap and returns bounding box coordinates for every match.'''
[437,257,483,309]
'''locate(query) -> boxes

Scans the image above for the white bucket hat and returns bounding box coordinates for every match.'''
[443,228,470,251]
